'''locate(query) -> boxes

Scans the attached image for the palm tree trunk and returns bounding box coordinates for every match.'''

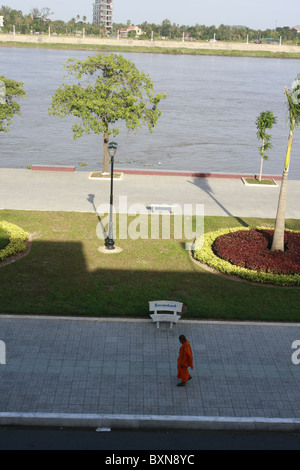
[259,156,264,181]
[271,169,289,251]
[271,130,294,252]
[259,140,265,181]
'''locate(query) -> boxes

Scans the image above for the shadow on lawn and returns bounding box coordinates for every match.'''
[87,193,108,240]
[0,237,299,321]
[0,238,196,317]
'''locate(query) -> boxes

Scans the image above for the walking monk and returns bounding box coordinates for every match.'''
[177,335,193,387]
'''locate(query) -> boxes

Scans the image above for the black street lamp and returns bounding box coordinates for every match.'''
[105,141,118,250]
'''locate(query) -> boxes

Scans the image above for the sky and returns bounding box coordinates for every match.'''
[6,0,300,30]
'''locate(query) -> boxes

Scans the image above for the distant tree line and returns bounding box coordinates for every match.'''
[0,6,105,36]
[0,5,299,43]
[127,19,299,43]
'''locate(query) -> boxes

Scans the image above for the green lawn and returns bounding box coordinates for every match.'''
[244,178,277,185]
[0,209,299,322]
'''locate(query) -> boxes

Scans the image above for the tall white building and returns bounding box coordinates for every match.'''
[93,0,113,32]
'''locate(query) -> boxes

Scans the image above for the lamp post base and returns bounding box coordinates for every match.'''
[98,245,123,254]
[105,238,115,250]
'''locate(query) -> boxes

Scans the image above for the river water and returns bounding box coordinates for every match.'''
[1,47,300,178]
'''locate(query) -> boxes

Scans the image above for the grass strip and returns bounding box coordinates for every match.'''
[2,41,300,59]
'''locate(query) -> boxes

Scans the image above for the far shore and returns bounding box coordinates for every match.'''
[1,34,300,59]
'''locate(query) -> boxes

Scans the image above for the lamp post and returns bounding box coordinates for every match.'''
[105,141,118,250]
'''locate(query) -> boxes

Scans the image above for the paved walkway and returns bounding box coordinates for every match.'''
[1,169,300,431]
[1,168,300,218]
[0,316,300,431]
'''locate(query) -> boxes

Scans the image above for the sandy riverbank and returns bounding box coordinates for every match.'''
[1,34,300,57]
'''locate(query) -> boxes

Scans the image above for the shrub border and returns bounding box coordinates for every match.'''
[193,226,300,287]
[0,221,29,262]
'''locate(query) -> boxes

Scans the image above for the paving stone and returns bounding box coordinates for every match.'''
[1,316,300,424]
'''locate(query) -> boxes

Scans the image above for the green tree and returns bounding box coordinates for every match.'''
[52,20,66,35]
[128,30,136,38]
[0,76,26,133]
[271,76,300,251]
[161,19,172,37]
[255,111,277,181]
[49,53,167,173]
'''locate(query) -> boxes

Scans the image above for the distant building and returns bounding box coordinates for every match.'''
[0,16,4,28]
[119,26,146,38]
[93,0,113,32]
[293,25,300,33]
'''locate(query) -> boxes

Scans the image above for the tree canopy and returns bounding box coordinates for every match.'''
[0,75,26,133]
[49,53,167,172]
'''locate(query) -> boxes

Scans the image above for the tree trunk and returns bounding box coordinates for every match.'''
[103,131,110,174]
[271,169,289,251]
[259,156,264,182]
[259,140,265,182]
[271,129,294,252]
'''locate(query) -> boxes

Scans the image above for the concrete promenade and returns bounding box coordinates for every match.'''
[0,168,300,431]
[1,168,300,218]
[0,316,300,431]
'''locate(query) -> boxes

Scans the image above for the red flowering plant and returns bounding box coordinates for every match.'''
[212,229,300,275]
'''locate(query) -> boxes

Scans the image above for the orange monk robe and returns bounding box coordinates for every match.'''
[177,340,194,384]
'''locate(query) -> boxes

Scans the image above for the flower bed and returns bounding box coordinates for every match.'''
[213,229,300,275]
[193,227,300,286]
[0,221,29,262]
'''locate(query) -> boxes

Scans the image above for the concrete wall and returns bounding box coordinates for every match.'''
[1,33,300,53]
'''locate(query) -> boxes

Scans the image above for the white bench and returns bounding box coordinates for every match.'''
[149,300,183,330]
[147,204,179,214]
